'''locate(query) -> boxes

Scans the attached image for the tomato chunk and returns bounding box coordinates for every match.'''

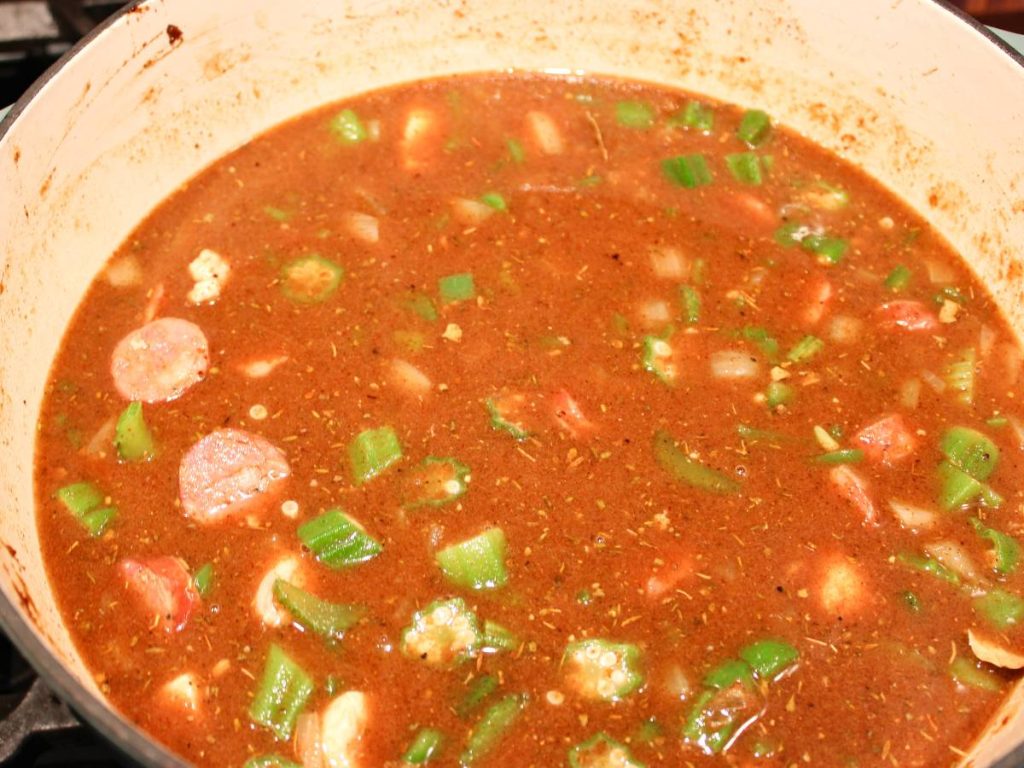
[119,556,198,633]
[645,544,693,599]
[854,413,917,465]
[550,389,595,438]
[875,300,938,332]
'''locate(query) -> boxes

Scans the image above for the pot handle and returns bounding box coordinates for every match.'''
[0,677,80,762]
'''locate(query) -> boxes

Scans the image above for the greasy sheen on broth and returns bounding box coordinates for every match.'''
[34,73,1024,768]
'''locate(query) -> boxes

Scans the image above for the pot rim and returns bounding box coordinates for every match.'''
[0,1,1022,766]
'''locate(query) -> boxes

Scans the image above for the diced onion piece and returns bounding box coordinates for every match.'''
[1008,416,1024,450]
[1002,343,1023,385]
[525,110,564,155]
[900,378,921,410]
[827,314,863,345]
[638,300,672,329]
[924,541,981,586]
[710,349,760,380]
[81,416,117,459]
[888,499,936,531]
[663,664,691,700]
[451,197,495,226]
[649,246,689,280]
[104,255,143,287]
[160,672,201,713]
[388,358,432,397]
[320,691,369,768]
[813,425,840,452]
[365,119,381,142]
[818,556,868,617]
[920,370,946,394]
[142,282,166,324]
[400,108,439,171]
[969,629,1024,669]
[253,556,299,627]
[802,277,833,326]
[925,259,956,284]
[344,212,380,244]
[296,712,324,768]
[979,324,997,360]
[237,354,289,379]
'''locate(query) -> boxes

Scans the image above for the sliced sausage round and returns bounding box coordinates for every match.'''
[118,556,198,633]
[110,317,209,403]
[179,428,291,523]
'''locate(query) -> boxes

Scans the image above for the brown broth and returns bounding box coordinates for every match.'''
[34,73,1024,767]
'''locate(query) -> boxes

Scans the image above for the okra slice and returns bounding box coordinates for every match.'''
[114,401,156,461]
[563,639,644,702]
[459,693,527,766]
[249,644,314,741]
[641,334,679,384]
[568,733,646,768]
[298,508,382,569]
[436,528,508,591]
[403,456,470,508]
[401,598,482,667]
[279,254,344,304]
[485,392,535,440]
[273,579,366,640]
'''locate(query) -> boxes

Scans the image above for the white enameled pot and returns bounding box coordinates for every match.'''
[0,1,1022,765]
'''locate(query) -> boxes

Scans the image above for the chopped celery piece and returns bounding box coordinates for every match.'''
[903,591,922,612]
[634,717,662,745]
[485,392,533,440]
[436,528,508,591]
[725,152,763,185]
[987,415,1009,428]
[786,335,824,363]
[56,482,103,517]
[682,683,762,755]
[243,756,302,768]
[401,598,482,667]
[193,562,214,597]
[936,285,968,306]
[897,552,960,585]
[615,100,655,129]
[459,694,527,766]
[403,456,470,509]
[482,620,519,653]
[114,401,156,461]
[653,430,740,494]
[273,580,366,640]
[568,733,645,768]
[737,109,771,146]
[506,138,526,164]
[974,590,1024,629]
[739,326,780,361]
[679,285,701,324]
[298,509,382,569]
[703,658,753,690]
[404,292,439,322]
[641,334,678,384]
[280,255,344,304]
[751,739,781,758]
[403,728,445,764]
[329,108,367,143]
[349,426,403,484]
[563,639,644,702]
[938,427,1000,510]
[765,381,793,410]
[814,448,864,465]
[55,482,116,537]
[949,657,1003,693]
[803,233,848,264]
[661,154,712,188]
[264,205,292,223]
[456,674,498,718]
[670,100,714,132]
[738,639,800,679]
[249,644,314,741]
[438,272,476,303]
[774,221,806,247]
[945,349,976,406]
[885,265,912,292]
[737,424,786,442]
[479,192,506,211]
[970,518,1020,574]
